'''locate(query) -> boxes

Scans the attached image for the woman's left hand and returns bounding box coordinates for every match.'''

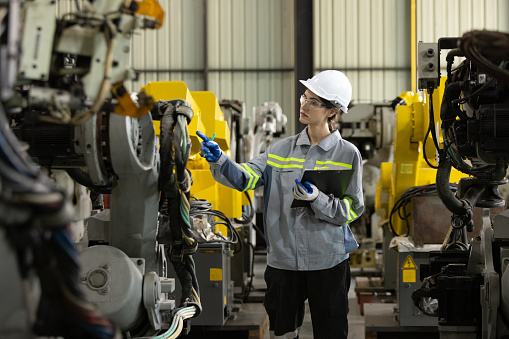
[293,179,319,202]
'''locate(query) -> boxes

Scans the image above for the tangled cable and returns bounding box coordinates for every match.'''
[156,99,201,332]
[389,183,458,237]
[459,30,509,87]
[189,196,243,254]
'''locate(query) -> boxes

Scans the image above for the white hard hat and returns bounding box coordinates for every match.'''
[300,70,352,113]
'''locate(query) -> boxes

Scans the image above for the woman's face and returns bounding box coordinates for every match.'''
[299,89,334,127]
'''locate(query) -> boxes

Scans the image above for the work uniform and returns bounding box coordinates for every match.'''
[208,127,364,338]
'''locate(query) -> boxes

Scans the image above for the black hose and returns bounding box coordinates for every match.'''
[423,89,440,169]
[158,103,177,196]
[252,223,266,241]
[171,259,194,306]
[436,159,465,215]
[234,191,254,224]
[440,81,463,122]
[65,168,112,194]
[446,49,464,79]
[184,255,200,298]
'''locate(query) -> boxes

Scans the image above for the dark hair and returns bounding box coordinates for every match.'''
[320,97,336,109]
[319,97,338,132]
[327,109,339,132]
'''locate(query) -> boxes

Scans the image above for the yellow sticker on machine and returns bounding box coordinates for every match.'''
[402,269,416,283]
[401,255,417,269]
[400,164,413,174]
[210,268,222,281]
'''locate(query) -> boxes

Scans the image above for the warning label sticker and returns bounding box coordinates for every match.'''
[210,268,222,281]
[401,255,417,270]
[403,269,416,283]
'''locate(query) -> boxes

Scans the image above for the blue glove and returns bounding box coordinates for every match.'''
[292,179,319,202]
[196,131,221,162]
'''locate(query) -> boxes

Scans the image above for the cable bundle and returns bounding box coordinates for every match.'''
[389,183,458,237]
[139,305,197,339]
[189,196,243,254]
[0,97,117,337]
[156,100,201,336]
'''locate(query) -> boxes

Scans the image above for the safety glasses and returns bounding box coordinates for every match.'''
[300,95,327,109]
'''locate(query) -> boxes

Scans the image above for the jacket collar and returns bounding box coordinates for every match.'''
[296,127,342,151]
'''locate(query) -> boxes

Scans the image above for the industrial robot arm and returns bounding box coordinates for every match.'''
[413,31,509,338]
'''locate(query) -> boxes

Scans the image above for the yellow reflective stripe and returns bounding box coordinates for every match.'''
[239,164,254,192]
[316,160,352,168]
[343,197,357,222]
[242,163,260,190]
[343,198,352,221]
[267,154,305,168]
[268,154,305,162]
[314,166,330,170]
[267,161,304,169]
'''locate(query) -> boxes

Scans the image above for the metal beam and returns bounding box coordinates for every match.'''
[316,67,411,72]
[411,0,416,92]
[203,0,209,90]
[135,68,295,73]
[294,0,313,133]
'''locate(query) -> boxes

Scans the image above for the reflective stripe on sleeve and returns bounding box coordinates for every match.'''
[239,163,260,191]
[343,197,358,223]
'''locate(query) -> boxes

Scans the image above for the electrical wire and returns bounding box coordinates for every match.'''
[422,88,441,169]
[139,306,196,339]
[234,191,254,224]
[413,270,443,317]
[188,197,242,254]
[388,183,458,237]
[451,77,496,105]
[243,241,256,303]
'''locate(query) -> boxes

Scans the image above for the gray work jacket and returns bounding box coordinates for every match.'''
[208,128,364,271]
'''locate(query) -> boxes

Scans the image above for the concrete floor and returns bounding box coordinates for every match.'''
[251,253,365,339]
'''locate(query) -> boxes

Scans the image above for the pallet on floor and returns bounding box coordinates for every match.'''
[185,303,269,339]
[354,276,395,315]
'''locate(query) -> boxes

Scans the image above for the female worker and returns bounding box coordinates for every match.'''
[197,70,363,339]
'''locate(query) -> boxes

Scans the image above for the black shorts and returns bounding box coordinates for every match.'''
[263,259,350,339]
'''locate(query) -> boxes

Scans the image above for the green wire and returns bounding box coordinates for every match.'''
[178,115,187,157]
[180,202,191,228]
[148,307,196,339]
[188,255,196,270]
[442,127,462,166]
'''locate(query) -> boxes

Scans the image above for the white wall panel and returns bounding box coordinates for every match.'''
[416,0,509,90]
[417,0,509,39]
[315,0,411,104]
[206,0,295,135]
[315,0,508,104]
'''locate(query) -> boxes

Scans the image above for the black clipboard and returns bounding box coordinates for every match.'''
[291,169,354,208]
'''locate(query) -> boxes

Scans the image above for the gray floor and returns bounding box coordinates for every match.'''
[251,253,365,339]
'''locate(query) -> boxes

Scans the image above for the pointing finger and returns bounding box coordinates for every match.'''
[196,131,210,142]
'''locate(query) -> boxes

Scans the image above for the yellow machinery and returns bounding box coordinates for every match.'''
[371,79,471,329]
[375,79,467,236]
[141,81,255,326]
[141,81,243,221]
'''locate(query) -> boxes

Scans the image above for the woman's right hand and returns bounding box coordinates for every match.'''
[197,131,221,162]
